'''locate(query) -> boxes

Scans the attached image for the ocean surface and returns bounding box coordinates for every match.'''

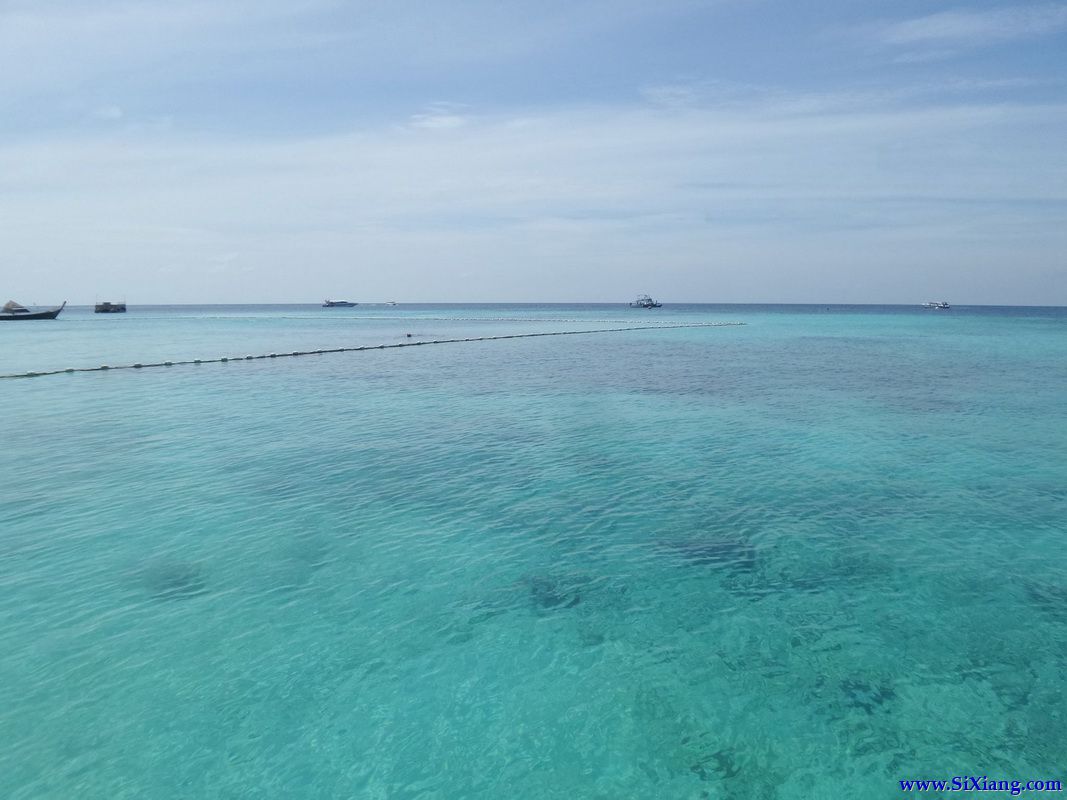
[2,303,1065,799]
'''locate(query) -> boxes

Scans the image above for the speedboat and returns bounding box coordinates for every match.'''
[95,301,126,313]
[629,294,662,308]
[922,301,950,309]
[323,299,357,307]
[0,300,66,320]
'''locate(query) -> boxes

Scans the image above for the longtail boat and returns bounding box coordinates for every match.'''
[0,300,66,320]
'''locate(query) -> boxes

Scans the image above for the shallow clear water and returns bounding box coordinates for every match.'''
[2,304,1065,798]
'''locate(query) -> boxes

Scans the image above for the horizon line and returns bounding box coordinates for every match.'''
[38,301,1067,309]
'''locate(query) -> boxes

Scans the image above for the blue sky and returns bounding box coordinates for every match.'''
[2,1,1066,303]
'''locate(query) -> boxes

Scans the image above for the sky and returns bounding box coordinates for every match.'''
[2,0,1066,304]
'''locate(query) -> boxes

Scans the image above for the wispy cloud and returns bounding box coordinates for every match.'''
[639,78,779,109]
[0,0,333,112]
[891,48,961,65]
[639,84,702,108]
[1,0,1065,303]
[640,76,1052,118]
[879,4,1067,46]
[3,91,1065,302]
[0,0,717,111]
[409,104,470,130]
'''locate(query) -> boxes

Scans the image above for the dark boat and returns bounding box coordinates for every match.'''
[323,299,357,307]
[628,294,662,308]
[0,300,66,320]
[95,301,126,313]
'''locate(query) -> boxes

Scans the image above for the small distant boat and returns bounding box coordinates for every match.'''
[0,300,66,321]
[922,301,951,309]
[323,299,357,307]
[629,294,662,308]
[94,301,126,313]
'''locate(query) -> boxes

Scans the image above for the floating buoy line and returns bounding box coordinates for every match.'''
[1,322,743,381]
[329,316,674,323]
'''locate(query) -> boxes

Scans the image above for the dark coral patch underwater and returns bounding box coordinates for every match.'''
[520,574,585,612]
[657,537,758,573]
[138,560,208,600]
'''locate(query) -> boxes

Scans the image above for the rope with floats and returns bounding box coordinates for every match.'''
[0,322,744,380]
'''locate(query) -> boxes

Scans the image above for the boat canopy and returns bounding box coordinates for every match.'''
[3,300,28,312]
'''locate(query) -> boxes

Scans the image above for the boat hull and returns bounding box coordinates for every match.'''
[0,302,66,321]
[628,294,662,308]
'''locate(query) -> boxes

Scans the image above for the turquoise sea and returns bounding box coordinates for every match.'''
[2,303,1065,799]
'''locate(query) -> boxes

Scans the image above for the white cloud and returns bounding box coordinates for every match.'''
[409,104,470,130]
[0,0,347,108]
[0,0,1064,303]
[891,48,960,65]
[880,4,1067,46]
[0,0,719,110]
[640,78,780,109]
[2,91,1065,303]
[640,84,700,108]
